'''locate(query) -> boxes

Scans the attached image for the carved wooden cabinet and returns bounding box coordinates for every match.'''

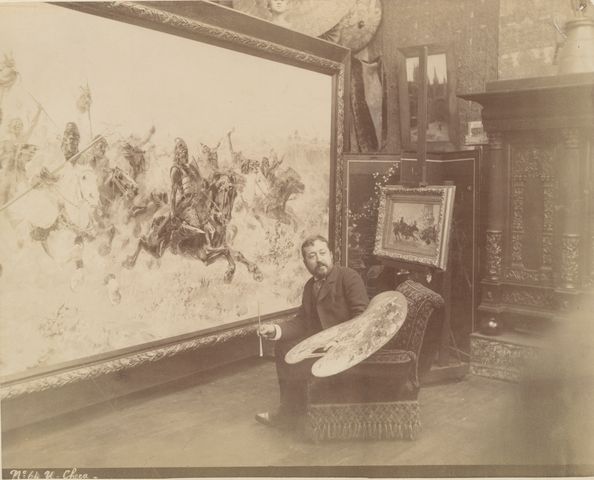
[461,73,594,334]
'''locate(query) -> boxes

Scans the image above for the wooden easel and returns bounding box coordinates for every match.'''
[382,46,466,382]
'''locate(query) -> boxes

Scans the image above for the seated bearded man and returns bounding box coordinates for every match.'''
[256,234,369,427]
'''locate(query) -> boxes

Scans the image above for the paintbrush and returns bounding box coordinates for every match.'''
[257,300,263,358]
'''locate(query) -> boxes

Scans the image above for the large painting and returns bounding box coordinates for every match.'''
[0,3,340,379]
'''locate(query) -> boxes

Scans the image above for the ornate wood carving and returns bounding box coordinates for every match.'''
[500,286,555,309]
[481,286,499,304]
[485,230,503,279]
[542,234,554,268]
[511,184,524,234]
[470,336,540,382]
[560,234,581,288]
[483,130,505,283]
[506,143,556,284]
[561,127,580,149]
[557,127,582,290]
[511,232,523,265]
[463,74,594,336]
[503,268,550,283]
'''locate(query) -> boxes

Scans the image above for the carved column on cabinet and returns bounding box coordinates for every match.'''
[555,128,583,315]
[480,131,505,334]
[557,128,582,291]
[485,131,505,281]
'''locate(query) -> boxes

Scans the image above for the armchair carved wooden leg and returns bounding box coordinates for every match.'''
[305,280,445,442]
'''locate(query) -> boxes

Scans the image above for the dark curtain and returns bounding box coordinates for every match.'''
[350,55,386,153]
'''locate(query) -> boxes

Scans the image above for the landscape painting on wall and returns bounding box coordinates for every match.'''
[0,3,332,378]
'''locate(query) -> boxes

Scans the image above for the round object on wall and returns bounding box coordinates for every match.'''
[328,0,383,52]
[232,0,356,37]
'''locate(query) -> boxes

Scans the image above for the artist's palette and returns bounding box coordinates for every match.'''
[285,290,407,377]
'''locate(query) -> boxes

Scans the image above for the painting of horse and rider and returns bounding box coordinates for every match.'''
[0,3,332,378]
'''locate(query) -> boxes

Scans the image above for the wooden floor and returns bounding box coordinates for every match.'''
[1,358,591,476]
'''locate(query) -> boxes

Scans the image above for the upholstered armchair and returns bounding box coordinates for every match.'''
[305,280,445,441]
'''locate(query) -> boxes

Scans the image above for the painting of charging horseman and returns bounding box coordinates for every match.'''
[0,3,332,378]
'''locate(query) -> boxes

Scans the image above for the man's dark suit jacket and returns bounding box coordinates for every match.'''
[280,265,369,340]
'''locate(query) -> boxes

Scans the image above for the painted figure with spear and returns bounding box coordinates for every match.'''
[77,82,93,139]
[0,53,18,107]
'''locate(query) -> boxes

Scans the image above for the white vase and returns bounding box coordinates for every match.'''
[557,17,594,74]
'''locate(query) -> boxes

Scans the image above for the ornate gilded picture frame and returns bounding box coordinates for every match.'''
[374,185,456,270]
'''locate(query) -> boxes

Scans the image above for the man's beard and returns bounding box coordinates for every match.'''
[314,262,329,278]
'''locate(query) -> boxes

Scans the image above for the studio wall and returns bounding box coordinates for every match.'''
[364,0,499,152]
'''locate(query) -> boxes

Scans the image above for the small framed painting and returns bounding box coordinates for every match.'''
[374,185,455,270]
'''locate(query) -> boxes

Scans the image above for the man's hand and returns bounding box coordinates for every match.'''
[258,324,277,340]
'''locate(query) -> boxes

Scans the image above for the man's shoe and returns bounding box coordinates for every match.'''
[254,410,296,428]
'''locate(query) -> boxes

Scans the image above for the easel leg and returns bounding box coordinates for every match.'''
[438,264,452,366]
